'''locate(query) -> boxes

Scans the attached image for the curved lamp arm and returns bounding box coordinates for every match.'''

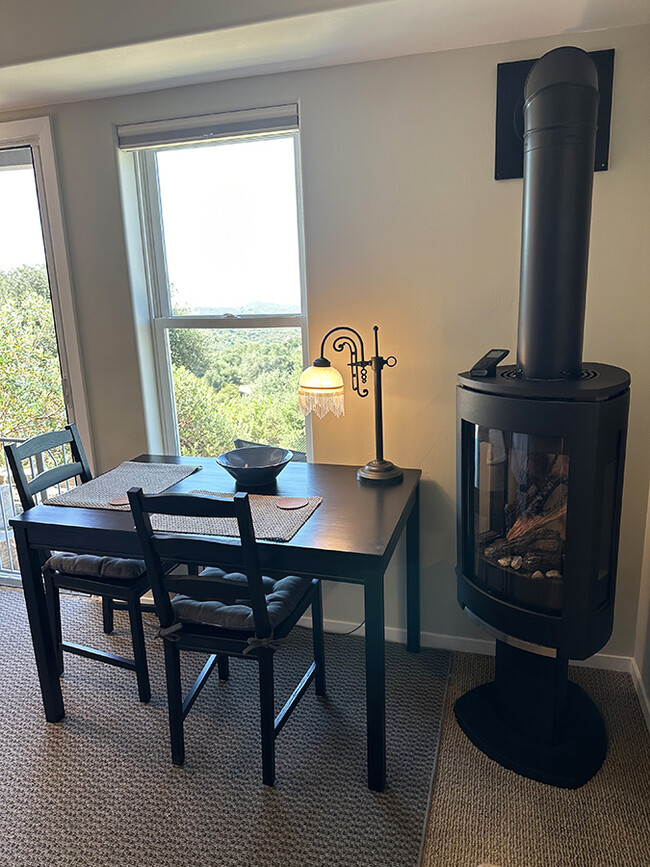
[316,326,369,398]
[299,324,403,485]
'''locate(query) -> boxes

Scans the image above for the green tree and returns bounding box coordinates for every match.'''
[1,264,51,300]
[0,265,67,439]
[168,327,214,379]
[218,391,306,452]
[172,364,230,455]
[171,327,306,456]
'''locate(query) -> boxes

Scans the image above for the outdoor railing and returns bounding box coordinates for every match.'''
[0,437,25,580]
[0,436,78,583]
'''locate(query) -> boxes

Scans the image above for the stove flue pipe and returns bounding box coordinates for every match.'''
[516,47,600,380]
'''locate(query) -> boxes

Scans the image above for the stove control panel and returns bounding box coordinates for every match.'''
[470,349,509,377]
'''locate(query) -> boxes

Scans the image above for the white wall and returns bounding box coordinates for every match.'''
[1,23,648,661]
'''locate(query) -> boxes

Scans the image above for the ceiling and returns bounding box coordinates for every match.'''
[1,0,649,110]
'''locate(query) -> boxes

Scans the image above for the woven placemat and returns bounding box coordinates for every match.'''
[45,461,201,510]
[150,489,322,542]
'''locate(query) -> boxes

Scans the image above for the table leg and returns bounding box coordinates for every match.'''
[406,483,420,653]
[364,572,386,791]
[13,526,64,722]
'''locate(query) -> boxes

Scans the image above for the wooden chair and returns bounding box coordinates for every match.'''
[128,486,326,785]
[5,424,152,702]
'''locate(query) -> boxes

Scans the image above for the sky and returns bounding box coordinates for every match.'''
[157,134,303,314]
[0,167,46,270]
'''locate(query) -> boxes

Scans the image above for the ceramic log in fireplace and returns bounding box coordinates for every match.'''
[454,46,630,788]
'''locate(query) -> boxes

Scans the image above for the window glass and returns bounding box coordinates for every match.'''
[156,136,302,316]
[0,148,67,440]
[168,327,306,457]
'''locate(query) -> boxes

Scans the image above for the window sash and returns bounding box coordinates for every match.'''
[131,120,309,456]
[157,314,304,330]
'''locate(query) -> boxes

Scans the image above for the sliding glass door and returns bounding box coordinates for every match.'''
[0,145,71,581]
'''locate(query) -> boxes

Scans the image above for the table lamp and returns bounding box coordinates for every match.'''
[298,325,403,484]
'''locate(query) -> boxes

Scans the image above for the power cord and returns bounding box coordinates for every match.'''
[340,619,365,636]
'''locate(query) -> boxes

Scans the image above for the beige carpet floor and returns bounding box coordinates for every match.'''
[3,584,648,867]
[0,587,450,867]
[422,652,650,867]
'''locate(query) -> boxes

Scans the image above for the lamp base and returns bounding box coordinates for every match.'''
[357,459,404,484]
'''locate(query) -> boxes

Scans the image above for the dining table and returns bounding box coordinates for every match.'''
[10,455,421,791]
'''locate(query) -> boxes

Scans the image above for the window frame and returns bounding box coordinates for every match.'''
[132,128,310,457]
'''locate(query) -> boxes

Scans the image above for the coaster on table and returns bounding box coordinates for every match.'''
[109,496,130,506]
[276,497,309,510]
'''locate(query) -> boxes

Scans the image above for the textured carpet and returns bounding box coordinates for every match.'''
[422,652,650,867]
[0,588,450,867]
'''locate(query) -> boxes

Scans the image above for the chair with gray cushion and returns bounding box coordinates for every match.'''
[128,486,326,785]
[5,425,151,702]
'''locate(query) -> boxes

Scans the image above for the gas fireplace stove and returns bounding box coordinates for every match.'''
[454,46,629,787]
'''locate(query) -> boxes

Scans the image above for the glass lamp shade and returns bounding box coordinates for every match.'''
[298,365,345,418]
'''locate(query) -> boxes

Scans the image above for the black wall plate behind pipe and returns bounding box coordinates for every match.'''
[494,49,614,181]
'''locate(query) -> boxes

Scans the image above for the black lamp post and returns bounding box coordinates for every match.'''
[298,325,403,484]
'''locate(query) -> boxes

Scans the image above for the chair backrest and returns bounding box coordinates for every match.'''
[4,424,92,512]
[128,487,272,638]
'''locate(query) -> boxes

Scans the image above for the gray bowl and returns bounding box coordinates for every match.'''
[216,446,293,488]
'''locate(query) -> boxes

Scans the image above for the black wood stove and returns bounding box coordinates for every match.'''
[454,47,630,787]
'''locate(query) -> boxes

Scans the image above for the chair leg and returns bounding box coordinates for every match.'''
[126,593,151,703]
[217,654,230,681]
[44,572,64,676]
[102,597,114,634]
[164,641,185,766]
[258,651,276,786]
[312,582,326,696]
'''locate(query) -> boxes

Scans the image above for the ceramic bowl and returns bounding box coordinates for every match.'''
[216,446,293,488]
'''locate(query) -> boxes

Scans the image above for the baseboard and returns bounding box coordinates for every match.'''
[300,614,650,733]
[302,615,631,666]
[299,614,497,654]
[630,657,650,734]
[570,653,632,672]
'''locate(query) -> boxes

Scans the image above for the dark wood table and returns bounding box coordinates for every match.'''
[10,456,421,791]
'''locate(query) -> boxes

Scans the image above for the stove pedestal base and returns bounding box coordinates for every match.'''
[453,642,607,788]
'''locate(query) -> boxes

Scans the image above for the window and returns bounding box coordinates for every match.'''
[121,106,308,458]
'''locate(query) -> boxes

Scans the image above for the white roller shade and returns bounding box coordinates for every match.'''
[116,104,299,151]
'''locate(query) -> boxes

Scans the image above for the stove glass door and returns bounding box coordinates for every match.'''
[471,426,568,613]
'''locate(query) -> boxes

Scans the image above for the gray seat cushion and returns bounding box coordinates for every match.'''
[171,573,311,632]
[46,552,146,580]
[175,566,276,600]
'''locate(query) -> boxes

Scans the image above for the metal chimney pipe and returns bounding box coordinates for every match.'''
[516,47,600,380]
